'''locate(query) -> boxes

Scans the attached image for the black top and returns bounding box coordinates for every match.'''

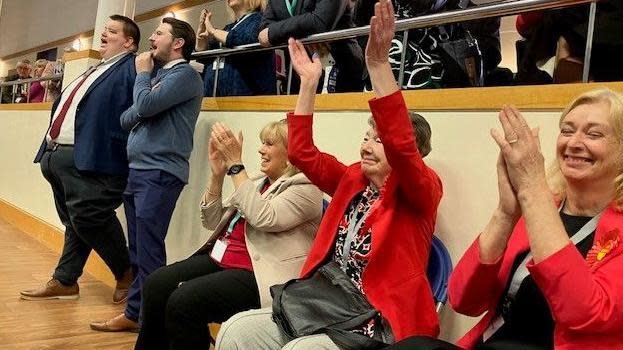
[476,212,595,350]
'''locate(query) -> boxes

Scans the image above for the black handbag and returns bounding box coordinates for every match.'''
[270,261,394,350]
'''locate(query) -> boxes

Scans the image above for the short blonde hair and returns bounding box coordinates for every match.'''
[227,0,266,18]
[547,88,623,209]
[35,59,48,69]
[259,119,300,178]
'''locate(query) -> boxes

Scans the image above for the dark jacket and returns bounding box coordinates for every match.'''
[262,0,364,92]
[33,53,136,175]
[202,12,276,96]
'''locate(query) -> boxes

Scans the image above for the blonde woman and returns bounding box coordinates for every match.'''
[388,89,623,350]
[134,120,322,350]
[196,0,276,96]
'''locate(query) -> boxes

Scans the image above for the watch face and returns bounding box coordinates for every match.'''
[227,164,245,175]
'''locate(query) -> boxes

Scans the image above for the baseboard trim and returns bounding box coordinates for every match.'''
[0,198,116,288]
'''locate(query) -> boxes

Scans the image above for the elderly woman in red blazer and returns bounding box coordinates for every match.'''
[387,88,623,350]
[215,1,443,349]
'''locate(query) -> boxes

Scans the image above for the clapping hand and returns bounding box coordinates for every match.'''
[211,122,244,168]
[288,38,323,87]
[208,134,227,177]
[198,9,214,38]
[490,106,545,198]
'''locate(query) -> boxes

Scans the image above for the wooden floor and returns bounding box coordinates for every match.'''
[0,218,137,350]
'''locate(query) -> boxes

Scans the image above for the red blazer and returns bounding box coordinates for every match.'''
[449,205,623,350]
[287,91,443,341]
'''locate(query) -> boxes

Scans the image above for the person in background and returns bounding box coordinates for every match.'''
[2,59,32,103]
[386,88,623,349]
[89,17,204,333]
[134,119,322,349]
[41,59,64,102]
[22,15,139,306]
[259,0,364,93]
[216,1,443,348]
[28,59,48,103]
[196,0,276,96]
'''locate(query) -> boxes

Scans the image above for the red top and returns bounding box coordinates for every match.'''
[516,11,543,38]
[450,204,623,350]
[214,180,271,271]
[287,90,443,341]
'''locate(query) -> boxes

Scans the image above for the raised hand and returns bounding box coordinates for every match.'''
[490,106,546,197]
[365,0,395,69]
[288,38,323,87]
[135,51,154,74]
[211,122,244,168]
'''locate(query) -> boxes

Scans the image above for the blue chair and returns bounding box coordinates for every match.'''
[322,198,330,215]
[427,235,453,312]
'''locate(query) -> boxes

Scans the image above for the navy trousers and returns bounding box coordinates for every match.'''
[123,169,184,321]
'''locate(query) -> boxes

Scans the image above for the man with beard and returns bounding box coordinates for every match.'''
[90,17,203,332]
[22,15,138,305]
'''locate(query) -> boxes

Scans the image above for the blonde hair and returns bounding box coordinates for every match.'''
[35,59,48,69]
[547,88,623,209]
[259,119,300,178]
[227,0,266,19]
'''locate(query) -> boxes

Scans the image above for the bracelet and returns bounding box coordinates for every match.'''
[205,188,220,197]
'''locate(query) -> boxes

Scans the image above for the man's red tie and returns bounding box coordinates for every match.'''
[48,66,98,140]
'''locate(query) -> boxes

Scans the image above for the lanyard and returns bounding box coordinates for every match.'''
[231,12,254,31]
[224,178,271,238]
[506,202,601,299]
[339,190,377,270]
[483,201,602,341]
[285,0,298,16]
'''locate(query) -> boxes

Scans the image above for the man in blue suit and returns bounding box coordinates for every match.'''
[21,15,140,304]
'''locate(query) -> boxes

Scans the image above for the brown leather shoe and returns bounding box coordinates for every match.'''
[20,278,79,300]
[112,268,133,304]
[90,313,140,333]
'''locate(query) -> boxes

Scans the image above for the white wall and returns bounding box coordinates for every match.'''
[0,104,563,342]
[0,0,98,58]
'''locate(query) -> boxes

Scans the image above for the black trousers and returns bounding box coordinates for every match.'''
[385,337,462,350]
[39,146,130,285]
[135,253,260,350]
[385,336,546,350]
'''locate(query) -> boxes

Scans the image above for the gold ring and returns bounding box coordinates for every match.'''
[508,139,518,144]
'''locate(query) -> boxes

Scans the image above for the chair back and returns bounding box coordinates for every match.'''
[427,235,453,312]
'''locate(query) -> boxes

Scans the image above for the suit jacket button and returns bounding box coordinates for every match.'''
[253,254,260,261]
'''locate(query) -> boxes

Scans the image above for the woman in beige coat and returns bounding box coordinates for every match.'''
[134,120,323,350]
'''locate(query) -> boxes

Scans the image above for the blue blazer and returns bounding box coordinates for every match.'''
[34,53,136,175]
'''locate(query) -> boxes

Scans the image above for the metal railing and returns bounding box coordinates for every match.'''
[192,0,598,96]
[0,74,63,104]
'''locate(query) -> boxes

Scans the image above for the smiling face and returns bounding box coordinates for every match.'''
[360,127,392,185]
[258,136,288,182]
[557,101,622,187]
[99,19,134,60]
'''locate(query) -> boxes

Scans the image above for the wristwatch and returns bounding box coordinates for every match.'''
[227,164,245,176]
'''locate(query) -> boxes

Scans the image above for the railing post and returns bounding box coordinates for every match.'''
[26,82,31,103]
[287,60,293,95]
[0,86,4,104]
[582,1,597,83]
[212,57,221,97]
[398,30,409,89]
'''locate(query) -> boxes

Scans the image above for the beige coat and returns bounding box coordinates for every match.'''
[199,172,322,307]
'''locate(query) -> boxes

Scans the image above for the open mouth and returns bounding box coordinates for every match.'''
[100,38,108,46]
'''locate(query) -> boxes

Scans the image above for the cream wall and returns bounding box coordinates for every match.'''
[0,105,562,342]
